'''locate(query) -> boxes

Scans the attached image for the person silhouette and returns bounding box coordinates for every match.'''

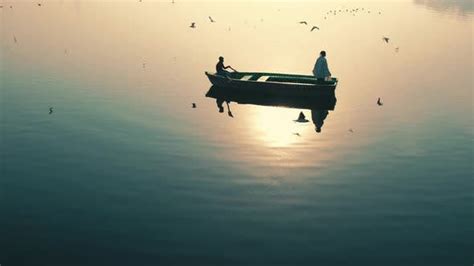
[216,98,225,113]
[311,109,329,133]
[216,56,237,77]
[312,51,331,82]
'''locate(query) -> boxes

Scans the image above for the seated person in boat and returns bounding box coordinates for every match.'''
[216,56,236,77]
[312,50,331,82]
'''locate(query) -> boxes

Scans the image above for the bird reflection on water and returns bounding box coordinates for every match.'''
[206,86,337,134]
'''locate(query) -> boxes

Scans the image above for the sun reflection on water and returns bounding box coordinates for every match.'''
[250,107,311,148]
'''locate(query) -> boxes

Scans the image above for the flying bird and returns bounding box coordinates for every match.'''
[37,3,42,6]
[299,21,308,25]
[377,97,383,106]
[311,26,320,31]
[192,103,196,108]
[293,133,301,137]
[382,36,390,43]
[49,107,53,114]
[208,16,215,23]
[348,129,354,133]
[13,36,17,43]
[189,22,196,28]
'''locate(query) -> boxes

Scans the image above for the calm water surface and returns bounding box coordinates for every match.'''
[1,1,473,265]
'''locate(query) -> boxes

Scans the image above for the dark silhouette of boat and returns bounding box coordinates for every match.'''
[205,72,338,97]
[206,85,336,133]
[205,85,336,110]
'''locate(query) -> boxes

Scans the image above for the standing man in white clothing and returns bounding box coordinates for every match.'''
[312,50,331,81]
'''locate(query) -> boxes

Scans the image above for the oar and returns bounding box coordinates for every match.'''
[226,101,234,118]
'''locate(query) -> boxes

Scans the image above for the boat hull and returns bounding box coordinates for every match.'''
[205,72,337,97]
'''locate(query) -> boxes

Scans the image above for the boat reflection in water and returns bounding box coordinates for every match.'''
[205,86,337,133]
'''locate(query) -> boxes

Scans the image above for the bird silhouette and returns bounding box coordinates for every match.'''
[13,36,17,43]
[348,129,354,133]
[294,112,309,123]
[192,103,197,108]
[293,133,301,137]
[377,97,383,106]
[209,16,215,23]
[190,22,196,28]
[311,26,320,31]
[49,107,53,114]
[37,3,42,6]
[299,21,308,25]
[382,37,390,43]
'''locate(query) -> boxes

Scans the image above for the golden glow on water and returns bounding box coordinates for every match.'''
[250,107,306,148]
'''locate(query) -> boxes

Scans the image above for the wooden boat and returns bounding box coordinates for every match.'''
[205,71,338,96]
